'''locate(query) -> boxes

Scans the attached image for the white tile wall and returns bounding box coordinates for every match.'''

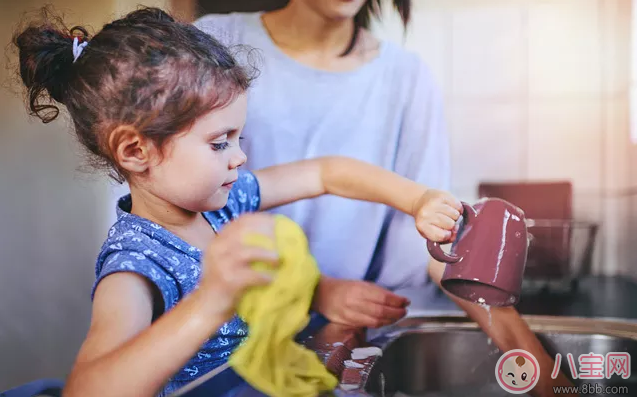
[603,99,631,193]
[601,0,632,97]
[449,103,526,187]
[526,100,603,192]
[451,5,526,99]
[406,8,448,91]
[528,0,602,97]
[374,0,634,276]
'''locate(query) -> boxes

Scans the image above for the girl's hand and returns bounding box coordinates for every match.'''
[412,189,463,243]
[198,213,280,320]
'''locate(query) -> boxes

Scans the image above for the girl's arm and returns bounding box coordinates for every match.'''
[255,156,456,220]
[64,273,229,397]
[65,214,278,397]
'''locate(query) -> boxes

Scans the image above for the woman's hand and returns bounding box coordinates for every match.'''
[311,275,410,328]
[412,189,463,243]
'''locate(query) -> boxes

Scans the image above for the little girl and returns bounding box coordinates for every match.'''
[13,7,462,397]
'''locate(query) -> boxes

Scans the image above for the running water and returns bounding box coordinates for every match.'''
[380,372,386,397]
[469,347,501,374]
[477,297,493,328]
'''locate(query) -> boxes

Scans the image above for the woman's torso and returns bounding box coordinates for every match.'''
[195,12,440,287]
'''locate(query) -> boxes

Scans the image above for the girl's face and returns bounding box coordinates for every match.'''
[137,94,248,213]
[293,0,368,21]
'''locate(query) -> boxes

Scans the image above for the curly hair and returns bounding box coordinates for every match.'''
[12,6,257,182]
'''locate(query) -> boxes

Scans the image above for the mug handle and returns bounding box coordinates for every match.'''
[426,202,477,264]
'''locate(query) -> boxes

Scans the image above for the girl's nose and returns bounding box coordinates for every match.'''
[229,147,247,169]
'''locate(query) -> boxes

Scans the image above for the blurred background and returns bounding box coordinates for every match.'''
[1,0,636,391]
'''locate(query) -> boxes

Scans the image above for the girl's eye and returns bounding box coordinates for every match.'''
[211,142,229,151]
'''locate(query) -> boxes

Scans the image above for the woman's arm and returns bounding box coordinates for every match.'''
[427,260,576,396]
[255,156,441,217]
[64,274,230,397]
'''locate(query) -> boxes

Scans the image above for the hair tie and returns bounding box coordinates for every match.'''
[73,36,88,63]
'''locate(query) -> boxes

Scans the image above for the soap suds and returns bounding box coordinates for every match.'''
[344,360,365,369]
[351,346,382,360]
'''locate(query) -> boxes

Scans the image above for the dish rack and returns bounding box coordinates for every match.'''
[522,218,599,292]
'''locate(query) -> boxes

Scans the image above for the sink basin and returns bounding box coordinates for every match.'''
[362,316,637,397]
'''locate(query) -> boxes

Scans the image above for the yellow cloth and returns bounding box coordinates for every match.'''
[229,215,339,397]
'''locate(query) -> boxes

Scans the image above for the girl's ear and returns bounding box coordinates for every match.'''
[109,126,155,174]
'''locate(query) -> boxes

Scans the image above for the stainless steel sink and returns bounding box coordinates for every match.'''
[362,316,637,397]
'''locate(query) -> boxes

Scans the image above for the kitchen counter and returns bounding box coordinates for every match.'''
[398,275,637,321]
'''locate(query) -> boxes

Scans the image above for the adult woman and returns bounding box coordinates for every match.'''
[194,0,447,328]
[193,3,577,394]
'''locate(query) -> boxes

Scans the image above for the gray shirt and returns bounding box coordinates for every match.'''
[194,12,451,289]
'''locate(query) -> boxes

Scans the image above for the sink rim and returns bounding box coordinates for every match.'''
[337,315,637,396]
[368,315,637,348]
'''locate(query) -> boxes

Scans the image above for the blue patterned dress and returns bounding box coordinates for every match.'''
[91,170,261,395]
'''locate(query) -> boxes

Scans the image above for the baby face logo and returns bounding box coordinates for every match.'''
[496,349,540,394]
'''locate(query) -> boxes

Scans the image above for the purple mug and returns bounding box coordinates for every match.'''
[427,198,529,307]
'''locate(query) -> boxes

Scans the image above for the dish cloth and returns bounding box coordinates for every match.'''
[229,215,338,397]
